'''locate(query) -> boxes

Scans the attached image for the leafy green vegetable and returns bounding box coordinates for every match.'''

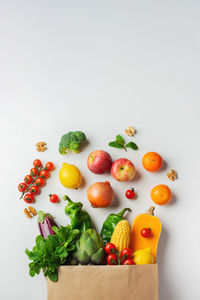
[59,131,86,154]
[25,226,80,282]
[108,134,138,151]
[125,142,138,150]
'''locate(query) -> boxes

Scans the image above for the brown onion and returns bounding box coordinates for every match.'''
[87,181,114,208]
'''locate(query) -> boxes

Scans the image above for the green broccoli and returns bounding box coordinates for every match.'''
[59,131,86,154]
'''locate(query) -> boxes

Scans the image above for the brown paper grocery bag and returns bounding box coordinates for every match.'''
[47,264,159,300]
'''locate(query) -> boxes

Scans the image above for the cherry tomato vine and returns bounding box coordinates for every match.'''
[104,243,134,265]
[18,160,55,203]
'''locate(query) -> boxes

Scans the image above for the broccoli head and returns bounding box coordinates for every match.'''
[59,131,86,154]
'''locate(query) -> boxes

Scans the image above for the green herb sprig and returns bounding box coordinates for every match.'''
[108,135,138,151]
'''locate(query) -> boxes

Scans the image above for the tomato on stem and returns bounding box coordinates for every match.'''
[39,169,50,179]
[35,177,45,187]
[107,253,118,265]
[125,188,135,199]
[18,182,27,192]
[30,167,38,177]
[33,159,42,168]
[141,228,151,238]
[49,194,59,203]
[123,258,134,265]
[24,175,33,185]
[120,248,132,260]
[45,162,54,171]
[24,193,34,203]
[104,243,117,255]
[29,185,40,195]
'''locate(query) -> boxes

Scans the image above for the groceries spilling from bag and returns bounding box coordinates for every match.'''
[18,130,176,282]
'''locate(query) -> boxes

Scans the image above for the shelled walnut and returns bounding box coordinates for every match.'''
[24,206,37,218]
[167,169,177,181]
[125,126,136,136]
[36,142,47,152]
[28,206,37,216]
[24,208,32,218]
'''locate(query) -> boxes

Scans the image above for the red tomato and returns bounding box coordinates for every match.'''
[125,188,135,199]
[120,248,132,259]
[30,167,38,177]
[24,193,35,203]
[33,159,42,168]
[49,194,59,203]
[107,253,118,265]
[104,243,117,254]
[24,175,33,185]
[123,258,134,265]
[18,182,27,192]
[45,162,55,171]
[35,177,46,187]
[29,185,40,195]
[141,228,151,238]
[39,169,50,178]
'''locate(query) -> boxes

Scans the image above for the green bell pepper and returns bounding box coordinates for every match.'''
[64,196,93,232]
[100,208,131,245]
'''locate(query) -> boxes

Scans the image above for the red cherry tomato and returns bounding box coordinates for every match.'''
[18,182,27,192]
[141,228,151,238]
[123,258,134,265]
[24,193,34,203]
[30,167,38,177]
[29,185,40,195]
[35,177,46,187]
[45,162,55,171]
[24,175,33,185]
[104,243,117,254]
[39,169,50,178]
[120,248,132,259]
[125,188,135,199]
[33,159,42,168]
[49,194,59,203]
[107,253,118,265]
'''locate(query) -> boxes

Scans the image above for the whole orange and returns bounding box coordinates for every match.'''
[142,152,162,172]
[151,184,172,205]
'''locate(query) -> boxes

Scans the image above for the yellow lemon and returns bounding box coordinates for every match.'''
[133,248,154,265]
[59,163,82,189]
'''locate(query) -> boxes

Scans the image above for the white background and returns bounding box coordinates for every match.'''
[0,1,200,299]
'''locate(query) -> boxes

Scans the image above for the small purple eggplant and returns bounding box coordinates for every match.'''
[37,211,58,239]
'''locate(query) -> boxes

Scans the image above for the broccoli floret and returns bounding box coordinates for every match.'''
[59,131,86,154]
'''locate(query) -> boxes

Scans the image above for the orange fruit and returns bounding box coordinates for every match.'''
[142,152,162,172]
[151,184,172,205]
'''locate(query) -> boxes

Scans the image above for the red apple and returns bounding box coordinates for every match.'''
[111,158,136,181]
[87,150,112,174]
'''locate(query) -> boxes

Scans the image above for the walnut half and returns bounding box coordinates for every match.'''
[28,206,37,216]
[36,141,47,152]
[125,126,136,136]
[24,206,37,219]
[167,169,177,181]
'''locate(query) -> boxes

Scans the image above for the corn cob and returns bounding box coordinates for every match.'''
[110,220,130,252]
